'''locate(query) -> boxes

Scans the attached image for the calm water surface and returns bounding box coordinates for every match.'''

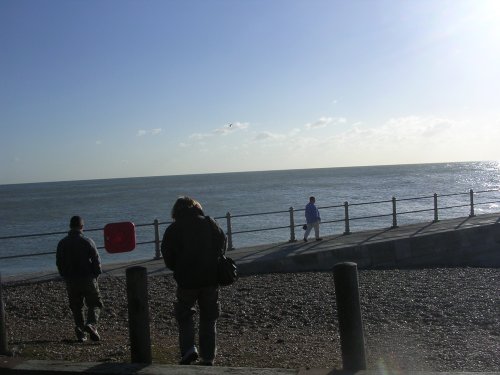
[1,161,499,276]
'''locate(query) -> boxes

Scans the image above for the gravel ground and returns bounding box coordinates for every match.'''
[2,268,499,370]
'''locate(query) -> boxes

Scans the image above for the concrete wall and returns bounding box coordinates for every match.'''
[238,222,500,275]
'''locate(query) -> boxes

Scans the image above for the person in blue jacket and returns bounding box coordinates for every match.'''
[304,196,322,242]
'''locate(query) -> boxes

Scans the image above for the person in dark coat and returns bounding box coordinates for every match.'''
[56,215,103,342]
[161,196,226,366]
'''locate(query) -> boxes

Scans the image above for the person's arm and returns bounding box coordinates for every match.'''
[161,225,177,271]
[88,238,102,277]
[305,204,314,223]
[215,221,227,255]
[56,242,64,277]
[207,217,227,255]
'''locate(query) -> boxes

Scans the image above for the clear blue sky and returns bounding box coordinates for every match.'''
[1,0,499,184]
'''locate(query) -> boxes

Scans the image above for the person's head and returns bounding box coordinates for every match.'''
[69,215,84,230]
[171,196,204,220]
[309,196,316,203]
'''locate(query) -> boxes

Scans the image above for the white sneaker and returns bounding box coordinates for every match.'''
[179,346,198,365]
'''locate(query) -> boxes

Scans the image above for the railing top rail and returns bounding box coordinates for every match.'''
[397,195,435,202]
[438,192,469,198]
[398,208,435,215]
[229,209,290,218]
[475,188,500,194]
[0,231,68,240]
[0,219,172,241]
[318,204,344,210]
[157,220,173,226]
[232,224,291,235]
[348,199,392,206]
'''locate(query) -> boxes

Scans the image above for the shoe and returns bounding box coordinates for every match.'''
[315,238,323,241]
[180,346,199,365]
[303,238,308,242]
[75,327,87,342]
[84,324,100,341]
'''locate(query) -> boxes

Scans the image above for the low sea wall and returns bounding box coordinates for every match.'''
[238,218,500,275]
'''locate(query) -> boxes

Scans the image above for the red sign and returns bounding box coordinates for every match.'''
[104,222,136,253]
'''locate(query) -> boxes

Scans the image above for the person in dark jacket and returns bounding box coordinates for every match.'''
[161,196,226,366]
[56,215,103,342]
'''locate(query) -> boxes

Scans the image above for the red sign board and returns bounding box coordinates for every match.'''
[104,222,136,253]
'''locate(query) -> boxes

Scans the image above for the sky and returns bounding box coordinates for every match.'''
[1,0,500,184]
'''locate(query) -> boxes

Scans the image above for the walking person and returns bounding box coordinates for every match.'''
[56,216,103,342]
[161,196,226,366]
[304,196,322,242]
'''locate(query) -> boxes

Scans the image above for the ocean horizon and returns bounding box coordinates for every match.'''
[2,160,497,187]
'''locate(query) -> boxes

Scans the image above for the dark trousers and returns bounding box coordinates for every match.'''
[65,277,103,329]
[174,286,220,362]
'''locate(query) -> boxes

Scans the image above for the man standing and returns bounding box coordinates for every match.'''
[304,196,322,242]
[161,196,226,366]
[56,216,103,342]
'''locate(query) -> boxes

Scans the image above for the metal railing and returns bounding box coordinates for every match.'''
[1,188,499,261]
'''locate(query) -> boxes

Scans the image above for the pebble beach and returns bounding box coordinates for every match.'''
[3,268,499,370]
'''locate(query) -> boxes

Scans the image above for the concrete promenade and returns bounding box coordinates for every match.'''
[1,358,500,375]
[5,212,500,285]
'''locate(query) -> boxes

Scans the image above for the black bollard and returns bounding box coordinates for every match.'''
[333,262,367,371]
[0,274,8,355]
[126,266,152,364]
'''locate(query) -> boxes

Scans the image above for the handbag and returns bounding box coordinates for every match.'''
[217,254,238,286]
[206,216,238,286]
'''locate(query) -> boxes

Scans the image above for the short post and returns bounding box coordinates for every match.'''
[333,262,367,371]
[343,201,351,235]
[433,193,439,222]
[126,266,152,364]
[469,189,475,217]
[391,196,398,228]
[153,219,161,259]
[226,212,234,250]
[288,207,297,242]
[0,274,8,355]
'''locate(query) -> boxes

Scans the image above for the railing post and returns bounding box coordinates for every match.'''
[469,189,475,217]
[333,262,367,371]
[0,274,8,356]
[391,196,398,228]
[343,201,351,235]
[288,207,297,242]
[153,219,161,259]
[226,212,234,250]
[433,193,439,223]
[126,266,152,364]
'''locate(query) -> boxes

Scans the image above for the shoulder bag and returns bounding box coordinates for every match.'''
[206,216,238,286]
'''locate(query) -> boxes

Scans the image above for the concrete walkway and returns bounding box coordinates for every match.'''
[5,212,500,285]
[1,357,500,375]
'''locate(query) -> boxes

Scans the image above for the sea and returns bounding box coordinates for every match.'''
[1,161,500,277]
